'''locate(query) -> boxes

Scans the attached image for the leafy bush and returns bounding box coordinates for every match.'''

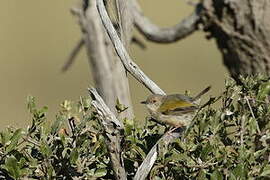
[0,76,270,179]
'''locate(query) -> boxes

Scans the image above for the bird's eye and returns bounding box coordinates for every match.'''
[152,100,156,103]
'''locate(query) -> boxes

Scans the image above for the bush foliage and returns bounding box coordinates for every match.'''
[0,76,270,179]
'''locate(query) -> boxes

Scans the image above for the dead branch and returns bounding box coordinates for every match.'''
[96,0,165,95]
[62,38,84,72]
[131,1,202,43]
[95,1,188,178]
[134,131,181,180]
[71,0,134,119]
[116,0,134,45]
[89,88,126,180]
[132,36,146,49]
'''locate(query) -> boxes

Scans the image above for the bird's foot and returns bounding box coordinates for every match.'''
[165,126,184,137]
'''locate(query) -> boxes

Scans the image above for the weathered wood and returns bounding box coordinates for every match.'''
[96,0,165,95]
[71,0,134,119]
[131,0,201,43]
[89,88,126,180]
[134,131,181,180]
[62,38,84,72]
[201,0,270,79]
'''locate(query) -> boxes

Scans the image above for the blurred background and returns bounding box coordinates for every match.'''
[0,0,228,129]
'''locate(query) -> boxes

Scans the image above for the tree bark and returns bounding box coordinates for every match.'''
[89,88,126,180]
[201,0,270,79]
[72,0,134,120]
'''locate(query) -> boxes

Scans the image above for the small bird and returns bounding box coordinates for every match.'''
[141,86,211,128]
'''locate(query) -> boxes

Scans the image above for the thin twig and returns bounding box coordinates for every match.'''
[96,0,165,95]
[244,96,255,119]
[244,96,261,134]
[22,137,40,147]
[62,38,84,72]
[132,36,146,49]
[240,114,245,146]
[186,162,218,168]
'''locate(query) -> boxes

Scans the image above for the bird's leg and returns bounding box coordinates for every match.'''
[165,125,183,136]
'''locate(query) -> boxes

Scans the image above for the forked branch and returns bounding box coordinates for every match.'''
[96,0,165,95]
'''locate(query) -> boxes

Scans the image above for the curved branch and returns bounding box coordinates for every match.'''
[96,0,165,95]
[134,131,181,180]
[132,1,202,43]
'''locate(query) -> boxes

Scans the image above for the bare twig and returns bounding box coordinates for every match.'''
[131,1,202,43]
[62,38,84,72]
[244,96,261,134]
[132,36,146,49]
[186,161,218,168]
[244,96,255,119]
[134,131,181,180]
[96,0,165,95]
[22,137,40,147]
[240,114,245,146]
[89,88,126,180]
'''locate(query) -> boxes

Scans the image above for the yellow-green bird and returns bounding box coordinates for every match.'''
[141,86,211,128]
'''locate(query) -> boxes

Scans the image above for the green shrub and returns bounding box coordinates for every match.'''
[0,76,270,179]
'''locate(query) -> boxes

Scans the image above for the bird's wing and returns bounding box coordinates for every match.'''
[157,94,198,115]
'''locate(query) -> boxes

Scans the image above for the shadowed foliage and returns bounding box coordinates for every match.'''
[0,76,270,179]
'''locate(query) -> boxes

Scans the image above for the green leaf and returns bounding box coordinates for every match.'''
[0,130,9,145]
[40,141,52,157]
[200,141,212,161]
[94,168,107,177]
[70,148,79,164]
[258,82,270,100]
[27,95,36,114]
[3,156,20,179]
[260,165,270,177]
[197,169,207,180]
[232,163,247,179]
[50,114,64,135]
[211,169,223,180]
[115,98,128,113]
[6,128,23,153]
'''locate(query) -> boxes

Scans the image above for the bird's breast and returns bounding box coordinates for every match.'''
[151,111,195,127]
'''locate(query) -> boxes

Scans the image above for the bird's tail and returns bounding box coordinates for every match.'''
[193,86,211,101]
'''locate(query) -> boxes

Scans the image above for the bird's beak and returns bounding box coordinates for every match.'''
[140,101,147,104]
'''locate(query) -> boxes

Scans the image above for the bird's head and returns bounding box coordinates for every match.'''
[141,94,164,112]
